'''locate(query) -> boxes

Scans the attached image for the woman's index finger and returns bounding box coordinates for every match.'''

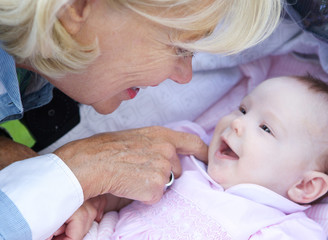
[166,129,208,163]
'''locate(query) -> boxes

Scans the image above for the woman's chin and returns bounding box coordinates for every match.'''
[92,100,123,115]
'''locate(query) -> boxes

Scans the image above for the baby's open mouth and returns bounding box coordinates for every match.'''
[219,139,239,160]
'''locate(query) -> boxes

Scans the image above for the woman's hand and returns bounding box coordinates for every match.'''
[54,126,208,204]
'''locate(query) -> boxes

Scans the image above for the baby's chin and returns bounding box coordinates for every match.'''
[206,164,232,190]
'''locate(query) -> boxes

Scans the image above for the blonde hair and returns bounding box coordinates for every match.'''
[0,0,282,78]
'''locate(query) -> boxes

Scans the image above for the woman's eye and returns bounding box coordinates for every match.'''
[260,124,272,134]
[175,47,194,58]
[239,106,246,114]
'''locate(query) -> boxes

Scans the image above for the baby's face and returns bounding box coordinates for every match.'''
[208,77,326,197]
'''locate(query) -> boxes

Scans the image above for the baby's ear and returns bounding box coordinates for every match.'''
[287,171,328,204]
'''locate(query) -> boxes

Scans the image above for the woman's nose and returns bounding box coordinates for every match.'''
[169,57,193,84]
[231,118,244,136]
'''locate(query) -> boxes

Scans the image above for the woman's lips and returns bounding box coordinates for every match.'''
[127,87,140,99]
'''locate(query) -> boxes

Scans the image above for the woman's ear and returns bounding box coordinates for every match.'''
[58,0,92,35]
[287,171,328,204]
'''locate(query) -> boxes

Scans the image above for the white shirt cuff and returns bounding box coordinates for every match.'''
[0,153,84,240]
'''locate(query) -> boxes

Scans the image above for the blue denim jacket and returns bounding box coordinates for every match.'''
[0,48,53,123]
[0,48,57,239]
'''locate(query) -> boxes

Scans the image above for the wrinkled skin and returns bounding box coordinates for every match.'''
[0,126,208,202]
[55,126,208,203]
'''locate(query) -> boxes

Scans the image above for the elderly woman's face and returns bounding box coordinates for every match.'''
[53,1,193,114]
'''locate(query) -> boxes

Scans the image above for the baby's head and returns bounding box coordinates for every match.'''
[208,75,328,204]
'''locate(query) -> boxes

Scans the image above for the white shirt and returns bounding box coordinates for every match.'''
[0,154,83,240]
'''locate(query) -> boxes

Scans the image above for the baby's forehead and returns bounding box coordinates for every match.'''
[257,76,306,91]
[255,76,327,104]
[248,77,311,106]
[250,76,328,131]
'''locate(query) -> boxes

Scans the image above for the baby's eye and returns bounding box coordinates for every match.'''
[260,124,272,134]
[239,106,246,114]
[175,47,194,58]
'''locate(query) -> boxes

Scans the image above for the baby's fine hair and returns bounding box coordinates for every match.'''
[0,0,282,77]
[296,74,328,97]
